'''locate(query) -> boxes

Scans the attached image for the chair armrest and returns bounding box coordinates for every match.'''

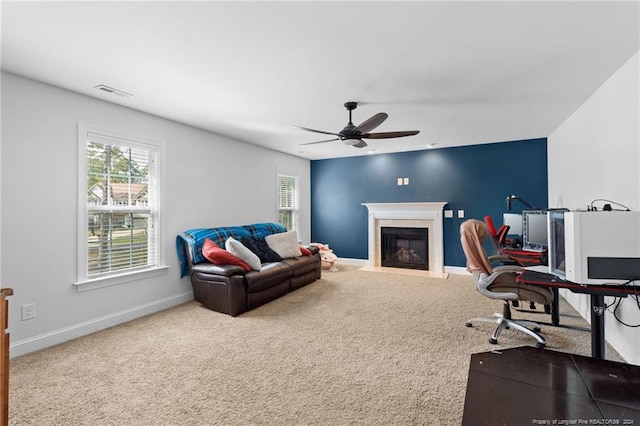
[488,255,517,264]
[493,265,522,274]
[477,266,522,301]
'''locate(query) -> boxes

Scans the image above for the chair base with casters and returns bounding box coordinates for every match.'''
[466,299,547,348]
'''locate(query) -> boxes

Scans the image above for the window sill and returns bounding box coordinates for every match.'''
[73,265,170,292]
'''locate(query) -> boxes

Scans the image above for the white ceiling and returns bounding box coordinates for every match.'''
[2,1,639,160]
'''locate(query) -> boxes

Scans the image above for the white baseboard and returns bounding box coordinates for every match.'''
[560,289,639,365]
[604,325,640,365]
[10,291,193,358]
[445,266,470,275]
[335,257,367,266]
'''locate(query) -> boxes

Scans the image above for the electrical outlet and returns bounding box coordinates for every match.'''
[21,303,35,321]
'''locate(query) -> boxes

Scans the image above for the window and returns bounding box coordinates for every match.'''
[276,169,299,233]
[77,124,165,290]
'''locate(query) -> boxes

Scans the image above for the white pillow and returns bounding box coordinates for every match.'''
[225,237,262,271]
[265,231,302,259]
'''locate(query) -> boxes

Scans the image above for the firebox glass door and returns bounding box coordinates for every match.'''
[381,227,428,270]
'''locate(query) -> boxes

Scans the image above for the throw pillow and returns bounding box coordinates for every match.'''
[225,237,262,271]
[202,238,251,271]
[241,237,282,263]
[265,231,302,259]
[299,245,312,256]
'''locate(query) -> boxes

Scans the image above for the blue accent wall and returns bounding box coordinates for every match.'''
[310,138,548,267]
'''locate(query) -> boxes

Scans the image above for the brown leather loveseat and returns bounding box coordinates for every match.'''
[176,223,321,316]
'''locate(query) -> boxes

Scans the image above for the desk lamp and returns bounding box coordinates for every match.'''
[505,195,535,211]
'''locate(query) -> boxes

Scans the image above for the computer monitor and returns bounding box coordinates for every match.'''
[522,210,548,252]
[502,213,522,235]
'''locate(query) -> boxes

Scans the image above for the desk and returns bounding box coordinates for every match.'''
[518,269,638,359]
[462,346,640,425]
[501,248,547,267]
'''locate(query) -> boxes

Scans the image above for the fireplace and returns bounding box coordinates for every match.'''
[381,227,428,270]
[362,202,447,274]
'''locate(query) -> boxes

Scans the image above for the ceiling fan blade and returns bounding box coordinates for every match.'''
[291,125,340,137]
[364,130,420,139]
[355,112,388,134]
[300,137,340,146]
[353,140,368,148]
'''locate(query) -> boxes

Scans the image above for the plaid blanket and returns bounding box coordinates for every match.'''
[176,222,286,277]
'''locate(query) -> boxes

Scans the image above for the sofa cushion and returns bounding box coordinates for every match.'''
[244,262,292,293]
[202,238,251,272]
[225,237,262,271]
[281,255,321,276]
[265,230,302,258]
[242,237,283,263]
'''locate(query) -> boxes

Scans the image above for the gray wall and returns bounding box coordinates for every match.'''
[1,72,311,357]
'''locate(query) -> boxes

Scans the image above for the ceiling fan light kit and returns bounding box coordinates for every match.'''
[343,138,363,146]
[294,102,419,149]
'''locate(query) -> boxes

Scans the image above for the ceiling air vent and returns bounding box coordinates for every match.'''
[94,84,132,99]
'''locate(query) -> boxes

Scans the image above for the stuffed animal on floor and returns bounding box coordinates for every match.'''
[310,242,339,271]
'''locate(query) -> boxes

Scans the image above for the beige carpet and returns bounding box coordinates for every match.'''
[9,265,623,425]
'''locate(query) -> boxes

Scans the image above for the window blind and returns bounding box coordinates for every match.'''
[85,136,159,277]
[277,174,298,232]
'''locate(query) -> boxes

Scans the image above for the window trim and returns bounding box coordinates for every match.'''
[276,166,300,234]
[76,123,167,291]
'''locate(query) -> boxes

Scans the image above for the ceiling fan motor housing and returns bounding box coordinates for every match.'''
[339,123,357,138]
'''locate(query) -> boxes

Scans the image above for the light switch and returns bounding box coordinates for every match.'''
[444,210,454,218]
[458,210,465,218]
[397,178,403,186]
[403,177,409,185]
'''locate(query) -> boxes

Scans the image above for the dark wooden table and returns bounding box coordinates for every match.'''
[518,269,640,359]
[462,346,640,425]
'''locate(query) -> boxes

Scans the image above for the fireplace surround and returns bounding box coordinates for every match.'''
[362,202,447,274]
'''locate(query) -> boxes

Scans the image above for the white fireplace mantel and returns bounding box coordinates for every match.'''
[362,202,447,273]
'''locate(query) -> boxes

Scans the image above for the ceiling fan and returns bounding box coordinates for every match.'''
[293,102,420,149]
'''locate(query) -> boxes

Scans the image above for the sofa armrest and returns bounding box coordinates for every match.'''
[191,262,246,277]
